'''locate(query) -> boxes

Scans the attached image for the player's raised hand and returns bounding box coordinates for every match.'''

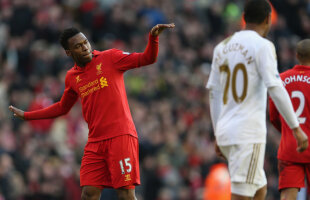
[150,23,175,36]
[292,127,308,153]
[9,105,25,120]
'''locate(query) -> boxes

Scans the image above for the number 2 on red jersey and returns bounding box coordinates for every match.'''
[291,90,306,124]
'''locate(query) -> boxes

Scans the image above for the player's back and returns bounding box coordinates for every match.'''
[209,30,280,145]
[277,65,310,162]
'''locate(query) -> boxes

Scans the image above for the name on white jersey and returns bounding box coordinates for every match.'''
[282,75,310,86]
[220,43,254,65]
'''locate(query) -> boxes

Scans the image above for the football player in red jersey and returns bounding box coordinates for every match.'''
[9,23,175,200]
[269,39,310,200]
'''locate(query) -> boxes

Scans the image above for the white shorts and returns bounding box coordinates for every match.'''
[219,143,267,197]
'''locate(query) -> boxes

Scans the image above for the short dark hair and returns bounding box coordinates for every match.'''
[59,27,81,50]
[297,39,310,62]
[244,0,271,24]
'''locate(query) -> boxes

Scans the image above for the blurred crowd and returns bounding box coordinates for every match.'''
[0,0,309,199]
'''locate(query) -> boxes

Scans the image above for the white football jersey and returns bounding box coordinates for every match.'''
[207,30,282,146]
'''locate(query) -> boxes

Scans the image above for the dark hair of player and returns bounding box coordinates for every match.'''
[297,39,310,63]
[59,27,81,50]
[244,0,271,24]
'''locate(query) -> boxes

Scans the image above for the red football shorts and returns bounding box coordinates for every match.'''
[278,160,310,193]
[80,134,140,189]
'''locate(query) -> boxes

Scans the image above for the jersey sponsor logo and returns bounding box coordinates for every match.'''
[100,77,108,88]
[125,174,131,181]
[76,75,82,83]
[79,76,109,98]
[96,63,102,75]
[282,75,310,86]
[79,79,98,92]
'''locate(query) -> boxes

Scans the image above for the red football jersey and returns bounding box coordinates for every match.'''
[24,34,158,142]
[269,65,310,162]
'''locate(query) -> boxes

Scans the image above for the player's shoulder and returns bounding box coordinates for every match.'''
[215,31,273,51]
[110,48,131,55]
[280,68,293,76]
[66,66,76,75]
[260,38,274,49]
[251,35,273,51]
[64,67,77,85]
[94,49,130,57]
[280,65,310,75]
[66,65,80,77]
[256,36,274,52]
[219,35,232,46]
[92,49,113,57]
[236,30,273,49]
[214,35,233,52]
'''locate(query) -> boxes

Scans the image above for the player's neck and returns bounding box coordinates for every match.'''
[76,61,87,68]
[299,62,310,67]
[245,24,266,37]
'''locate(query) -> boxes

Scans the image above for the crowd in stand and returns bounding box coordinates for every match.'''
[0,0,309,199]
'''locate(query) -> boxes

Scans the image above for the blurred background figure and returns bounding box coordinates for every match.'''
[1,0,310,199]
[203,163,230,200]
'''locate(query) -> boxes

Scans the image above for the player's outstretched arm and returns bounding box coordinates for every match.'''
[9,88,78,120]
[292,127,309,153]
[112,23,175,71]
[9,101,72,120]
[9,105,24,120]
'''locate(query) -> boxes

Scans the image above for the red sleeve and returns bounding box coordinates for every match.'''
[24,75,78,120]
[111,33,159,71]
[269,96,282,132]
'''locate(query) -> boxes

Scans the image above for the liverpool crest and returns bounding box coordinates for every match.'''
[96,63,102,75]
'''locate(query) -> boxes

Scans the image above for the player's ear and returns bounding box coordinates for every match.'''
[65,50,71,57]
[265,13,271,25]
[296,52,299,60]
[296,52,302,63]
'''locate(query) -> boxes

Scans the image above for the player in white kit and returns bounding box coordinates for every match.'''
[207,1,308,199]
